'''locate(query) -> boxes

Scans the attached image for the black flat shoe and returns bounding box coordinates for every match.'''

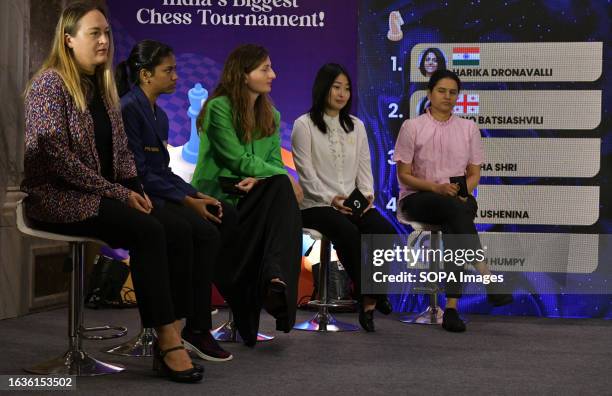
[442,308,466,333]
[275,316,291,332]
[264,281,288,317]
[264,281,291,333]
[359,308,375,332]
[153,343,203,383]
[375,297,393,315]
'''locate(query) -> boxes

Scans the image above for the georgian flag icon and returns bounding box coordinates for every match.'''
[454,94,479,115]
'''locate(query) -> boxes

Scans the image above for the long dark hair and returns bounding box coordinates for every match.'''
[309,63,354,134]
[197,44,276,142]
[115,40,174,97]
[418,48,446,77]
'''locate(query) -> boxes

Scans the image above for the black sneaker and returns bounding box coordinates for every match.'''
[182,328,233,362]
[442,308,466,333]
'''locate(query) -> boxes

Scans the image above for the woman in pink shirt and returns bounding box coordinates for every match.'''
[393,70,512,332]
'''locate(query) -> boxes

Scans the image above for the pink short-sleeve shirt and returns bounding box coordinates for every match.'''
[393,111,485,200]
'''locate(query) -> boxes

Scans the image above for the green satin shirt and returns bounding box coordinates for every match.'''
[191,96,288,204]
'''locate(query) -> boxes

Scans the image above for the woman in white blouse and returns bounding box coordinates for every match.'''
[291,63,396,332]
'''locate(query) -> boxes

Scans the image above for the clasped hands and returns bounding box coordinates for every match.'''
[331,194,374,216]
[432,183,468,203]
[183,192,223,223]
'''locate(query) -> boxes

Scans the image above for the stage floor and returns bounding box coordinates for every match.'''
[0,307,610,395]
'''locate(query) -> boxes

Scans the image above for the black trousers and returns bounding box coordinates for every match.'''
[301,206,396,299]
[35,197,237,329]
[151,200,237,330]
[216,175,302,345]
[400,192,481,299]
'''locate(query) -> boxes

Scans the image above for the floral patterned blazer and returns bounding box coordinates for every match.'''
[21,69,138,223]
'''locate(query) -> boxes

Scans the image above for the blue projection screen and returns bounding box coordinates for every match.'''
[357,1,611,318]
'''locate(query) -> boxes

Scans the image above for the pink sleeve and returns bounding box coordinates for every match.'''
[393,120,415,164]
[468,122,485,165]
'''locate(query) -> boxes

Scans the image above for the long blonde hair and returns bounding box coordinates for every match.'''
[25,1,119,111]
[197,44,276,143]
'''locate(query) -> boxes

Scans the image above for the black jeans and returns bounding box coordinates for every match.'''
[400,192,481,299]
[301,206,396,299]
[34,197,237,329]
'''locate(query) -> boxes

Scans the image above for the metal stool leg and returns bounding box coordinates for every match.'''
[104,327,155,357]
[294,238,359,332]
[400,230,445,325]
[399,292,444,324]
[26,243,125,375]
[212,310,274,343]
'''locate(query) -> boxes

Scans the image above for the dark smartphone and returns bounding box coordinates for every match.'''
[449,176,468,198]
[218,176,246,196]
[344,188,370,216]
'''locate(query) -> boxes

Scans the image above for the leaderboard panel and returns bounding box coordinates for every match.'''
[358,1,610,316]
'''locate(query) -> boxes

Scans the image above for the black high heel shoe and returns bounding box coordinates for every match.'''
[152,342,203,383]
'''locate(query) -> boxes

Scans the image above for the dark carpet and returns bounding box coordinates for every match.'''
[1,307,610,395]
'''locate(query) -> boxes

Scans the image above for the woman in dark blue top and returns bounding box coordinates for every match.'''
[116,40,237,367]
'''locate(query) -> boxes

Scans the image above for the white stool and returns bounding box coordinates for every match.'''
[293,228,359,332]
[16,200,127,375]
[396,209,444,325]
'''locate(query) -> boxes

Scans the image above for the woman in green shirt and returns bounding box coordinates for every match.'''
[192,44,302,346]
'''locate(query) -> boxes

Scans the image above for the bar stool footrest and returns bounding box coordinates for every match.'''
[25,350,125,376]
[81,325,128,340]
[307,299,358,308]
[410,287,441,294]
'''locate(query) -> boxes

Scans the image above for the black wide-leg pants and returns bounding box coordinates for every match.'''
[215,175,302,345]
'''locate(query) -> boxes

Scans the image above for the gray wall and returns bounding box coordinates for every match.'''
[0,0,105,319]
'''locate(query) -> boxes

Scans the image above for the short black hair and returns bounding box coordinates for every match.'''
[427,69,461,92]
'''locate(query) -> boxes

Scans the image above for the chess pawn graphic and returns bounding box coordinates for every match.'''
[387,11,404,42]
[182,83,208,163]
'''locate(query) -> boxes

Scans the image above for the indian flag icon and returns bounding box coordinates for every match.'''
[452,47,480,66]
